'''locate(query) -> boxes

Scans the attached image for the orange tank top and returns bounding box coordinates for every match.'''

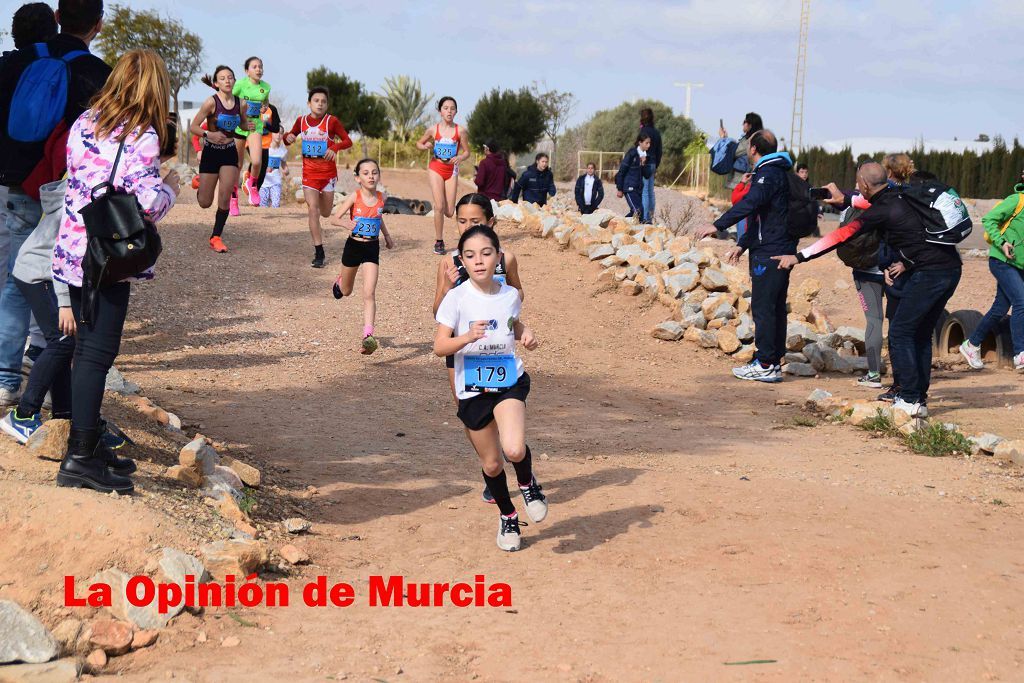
[350,190,384,239]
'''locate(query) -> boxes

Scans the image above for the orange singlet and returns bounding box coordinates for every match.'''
[428,123,460,181]
[349,190,385,240]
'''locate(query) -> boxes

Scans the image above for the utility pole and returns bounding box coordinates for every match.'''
[790,0,810,155]
[673,82,704,119]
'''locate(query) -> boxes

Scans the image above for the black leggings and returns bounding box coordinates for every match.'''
[14,278,74,417]
[256,148,269,189]
[69,283,130,432]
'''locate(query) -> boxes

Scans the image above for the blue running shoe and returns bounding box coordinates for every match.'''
[1,410,42,444]
[99,418,132,450]
[481,486,496,504]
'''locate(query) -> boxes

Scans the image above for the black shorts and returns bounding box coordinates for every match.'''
[457,372,530,431]
[198,142,239,174]
[445,354,455,369]
[341,237,379,267]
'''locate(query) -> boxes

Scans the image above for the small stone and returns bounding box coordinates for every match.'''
[87,619,133,656]
[970,433,1004,454]
[234,519,258,537]
[200,539,268,580]
[683,327,718,348]
[196,631,207,644]
[0,600,59,664]
[221,636,240,648]
[699,267,729,292]
[85,649,107,672]
[222,458,261,488]
[131,630,159,650]
[717,328,741,354]
[786,322,818,351]
[733,345,755,363]
[282,518,311,534]
[0,659,80,682]
[848,402,891,427]
[104,366,140,395]
[651,321,685,341]
[783,362,817,377]
[165,465,203,488]
[805,389,833,411]
[785,352,808,364]
[795,277,822,301]
[619,280,642,296]
[50,619,83,657]
[279,544,310,565]
[159,548,210,586]
[587,244,615,261]
[23,419,71,461]
[179,437,219,475]
[216,494,247,523]
[802,343,826,371]
[993,439,1024,466]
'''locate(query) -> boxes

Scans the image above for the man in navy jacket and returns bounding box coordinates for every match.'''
[509,153,556,206]
[574,163,604,214]
[697,130,795,383]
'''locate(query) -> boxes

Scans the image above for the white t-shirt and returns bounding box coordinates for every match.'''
[583,175,595,204]
[265,146,287,186]
[436,281,524,401]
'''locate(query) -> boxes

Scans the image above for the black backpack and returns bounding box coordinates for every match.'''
[835,204,880,271]
[786,172,818,238]
[899,180,973,245]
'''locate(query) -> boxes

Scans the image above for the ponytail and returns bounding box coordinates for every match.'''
[201,65,234,90]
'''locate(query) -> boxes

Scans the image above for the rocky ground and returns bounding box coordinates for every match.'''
[0,169,1022,681]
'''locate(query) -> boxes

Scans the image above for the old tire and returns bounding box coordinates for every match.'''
[931,308,950,354]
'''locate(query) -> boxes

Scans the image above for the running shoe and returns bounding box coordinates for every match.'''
[1015,351,1024,371]
[311,255,325,268]
[209,236,228,253]
[496,513,522,552]
[893,397,928,419]
[959,341,984,370]
[519,477,548,522]
[191,175,200,190]
[361,334,379,355]
[229,196,240,217]
[246,176,260,206]
[857,372,883,389]
[877,385,900,402]
[99,418,132,450]
[332,281,343,299]
[732,360,782,383]
[433,240,445,255]
[482,486,495,504]
[0,410,42,444]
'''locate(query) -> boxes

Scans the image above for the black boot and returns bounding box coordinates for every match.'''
[56,427,134,494]
[97,419,136,475]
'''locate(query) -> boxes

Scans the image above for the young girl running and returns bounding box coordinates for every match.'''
[260,132,287,208]
[232,56,271,207]
[285,86,352,268]
[433,225,546,552]
[189,65,249,252]
[416,97,469,255]
[433,193,524,505]
[329,159,394,354]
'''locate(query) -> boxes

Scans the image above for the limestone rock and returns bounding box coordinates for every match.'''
[805,389,834,411]
[663,271,698,298]
[0,659,81,682]
[699,268,729,292]
[578,210,613,227]
[795,277,822,301]
[802,343,826,371]
[85,649,107,673]
[91,568,182,630]
[733,345,755,363]
[87,619,133,656]
[848,402,890,426]
[165,465,203,488]
[279,544,310,565]
[970,433,1004,454]
[283,518,312,534]
[785,352,808,364]
[217,494,247,523]
[494,203,523,222]
[104,366,140,395]
[717,328,741,353]
[682,307,707,331]
[24,419,70,461]
[159,548,210,586]
[651,321,685,341]
[0,600,58,664]
[786,322,818,351]
[130,630,158,650]
[619,280,642,296]
[599,254,626,268]
[223,458,261,488]
[706,318,725,330]
[199,539,268,580]
[683,327,718,348]
[49,619,83,658]
[783,362,817,377]
[821,347,854,374]
[649,250,674,268]
[735,315,754,343]
[179,436,219,475]
[587,244,615,261]
[701,294,737,320]
[993,439,1024,466]
[836,326,867,346]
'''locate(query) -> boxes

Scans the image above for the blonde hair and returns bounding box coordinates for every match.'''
[883,153,915,183]
[90,49,171,149]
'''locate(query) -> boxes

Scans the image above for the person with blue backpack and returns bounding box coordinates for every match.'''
[0,0,110,409]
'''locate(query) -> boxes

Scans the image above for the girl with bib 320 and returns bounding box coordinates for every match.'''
[329,159,393,354]
[416,96,469,255]
[433,225,546,552]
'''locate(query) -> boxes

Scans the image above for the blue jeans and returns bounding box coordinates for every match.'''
[0,193,41,391]
[641,164,656,223]
[888,268,961,403]
[969,257,1024,355]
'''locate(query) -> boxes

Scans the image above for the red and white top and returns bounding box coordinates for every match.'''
[287,114,352,181]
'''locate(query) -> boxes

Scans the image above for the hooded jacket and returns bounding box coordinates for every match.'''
[983,183,1024,268]
[474,152,511,201]
[510,163,556,205]
[12,179,70,305]
[714,151,796,257]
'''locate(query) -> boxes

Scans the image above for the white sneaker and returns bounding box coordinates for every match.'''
[959,341,984,370]
[519,478,548,523]
[732,360,782,383]
[1014,351,1024,371]
[893,397,928,419]
[496,514,522,552]
[0,387,21,408]
[857,372,883,389]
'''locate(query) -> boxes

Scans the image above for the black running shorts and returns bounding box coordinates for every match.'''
[198,142,239,174]
[457,372,531,431]
[341,237,380,267]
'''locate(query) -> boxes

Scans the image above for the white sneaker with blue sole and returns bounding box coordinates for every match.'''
[732,360,782,383]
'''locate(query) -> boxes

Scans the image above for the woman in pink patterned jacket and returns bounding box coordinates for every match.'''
[53,49,180,495]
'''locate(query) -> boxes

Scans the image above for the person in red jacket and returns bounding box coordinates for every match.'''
[284,86,352,268]
[473,141,512,201]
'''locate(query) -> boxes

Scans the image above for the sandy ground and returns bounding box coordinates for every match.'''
[3,169,1024,681]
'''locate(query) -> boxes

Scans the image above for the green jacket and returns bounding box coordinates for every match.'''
[985,183,1024,268]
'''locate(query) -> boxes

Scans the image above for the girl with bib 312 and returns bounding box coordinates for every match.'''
[416,96,469,255]
[329,159,394,354]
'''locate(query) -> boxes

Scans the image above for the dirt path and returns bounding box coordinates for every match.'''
[109,170,1024,681]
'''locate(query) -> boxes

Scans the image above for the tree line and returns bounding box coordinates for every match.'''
[798,138,1024,199]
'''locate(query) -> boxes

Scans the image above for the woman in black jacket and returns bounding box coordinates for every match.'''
[616,133,653,219]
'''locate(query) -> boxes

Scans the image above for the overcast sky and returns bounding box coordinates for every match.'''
[6,0,1020,146]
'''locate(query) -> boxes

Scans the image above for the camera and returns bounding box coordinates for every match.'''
[808,187,831,201]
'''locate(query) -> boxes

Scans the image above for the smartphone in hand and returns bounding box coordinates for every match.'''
[161,112,178,158]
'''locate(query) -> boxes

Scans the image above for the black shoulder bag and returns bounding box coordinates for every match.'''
[78,137,162,323]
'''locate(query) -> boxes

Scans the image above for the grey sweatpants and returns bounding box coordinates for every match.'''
[855,277,885,375]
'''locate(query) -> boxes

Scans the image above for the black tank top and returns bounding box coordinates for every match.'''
[206,94,241,136]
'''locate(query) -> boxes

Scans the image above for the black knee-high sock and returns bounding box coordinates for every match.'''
[212,208,229,238]
[511,445,533,487]
[482,469,516,516]
[314,244,325,259]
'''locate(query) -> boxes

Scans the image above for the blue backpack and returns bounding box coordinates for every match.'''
[7,43,88,143]
[710,137,738,175]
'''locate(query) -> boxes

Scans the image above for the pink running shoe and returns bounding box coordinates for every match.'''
[246,176,260,206]
[229,196,240,217]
